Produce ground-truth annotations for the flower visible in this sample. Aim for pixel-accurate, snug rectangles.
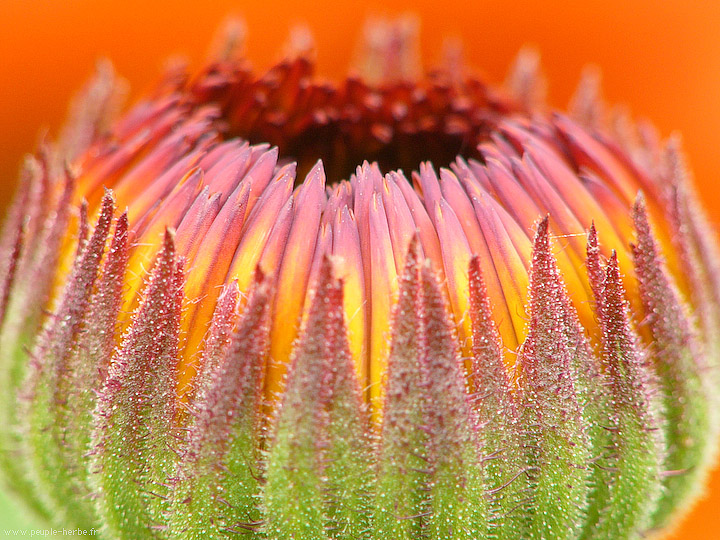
[1,18,719,540]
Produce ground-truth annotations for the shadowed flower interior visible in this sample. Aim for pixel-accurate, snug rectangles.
[0,19,719,540]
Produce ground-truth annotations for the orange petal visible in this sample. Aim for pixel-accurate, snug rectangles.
[268,161,327,397]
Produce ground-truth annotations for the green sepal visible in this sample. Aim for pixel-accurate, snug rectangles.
[664,141,720,390]
[264,257,374,540]
[468,256,525,540]
[515,218,590,540]
[0,164,75,522]
[168,276,269,539]
[24,193,115,529]
[583,243,663,539]
[64,210,129,500]
[566,224,613,539]
[90,229,183,539]
[375,240,490,540]
[631,196,714,528]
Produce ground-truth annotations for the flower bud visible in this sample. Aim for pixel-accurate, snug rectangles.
[1,18,718,540]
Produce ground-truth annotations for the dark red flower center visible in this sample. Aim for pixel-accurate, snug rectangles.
[186,57,521,182]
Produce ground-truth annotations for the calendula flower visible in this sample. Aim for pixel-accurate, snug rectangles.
[0,18,718,540]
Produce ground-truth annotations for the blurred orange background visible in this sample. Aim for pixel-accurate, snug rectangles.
[0,0,718,537]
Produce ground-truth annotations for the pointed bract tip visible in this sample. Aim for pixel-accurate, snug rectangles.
[283,24,316,60]
[569,65,604,129]
[317,253,337,285]
[117,210,129,228]
[206,17,247,61]
[355,15,422,84]
[631,192,653,253]
[633,191,647,214]
[586,223,605,307]
[469,254,481,275]
[252,265,267,287]
[101,187,116,203]
[506,46,546,110]
[533,215,551,246]
[406,233,421,262]
[587,221,600,260]
[605,249,622,284]
[98,190,115,214]
[163,227,177,248]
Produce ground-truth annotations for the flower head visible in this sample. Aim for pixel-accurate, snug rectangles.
[0,19,719,540]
